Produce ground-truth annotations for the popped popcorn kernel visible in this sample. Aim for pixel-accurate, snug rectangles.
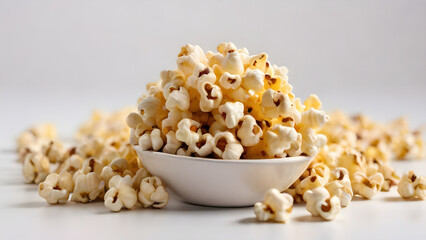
[254,189,293,223]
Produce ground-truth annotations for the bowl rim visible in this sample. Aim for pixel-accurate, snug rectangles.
[134,147,312,165]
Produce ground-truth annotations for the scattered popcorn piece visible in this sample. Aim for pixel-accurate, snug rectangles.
[17,123,56,151]
[23,152,50,184]
[304,187,341,221]
[397,170,425,200]
[101,158,133,188]
[296,175,327,196]
[254,189,293,223]
[352,172,384,199]
[138,176,169,208]
[104,175,138,212]
[71,172,105,203]
[325,168,353,207]
[38,173,70,204]
[219,72,242,90]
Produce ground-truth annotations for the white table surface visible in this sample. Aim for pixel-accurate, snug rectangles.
[1,149,425,240]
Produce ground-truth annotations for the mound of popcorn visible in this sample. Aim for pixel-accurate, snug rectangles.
[15,42,425,221]
[17,109,169,212]
[126,42,329,159]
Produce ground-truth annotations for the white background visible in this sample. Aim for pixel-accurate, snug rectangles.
[0,1,426,239]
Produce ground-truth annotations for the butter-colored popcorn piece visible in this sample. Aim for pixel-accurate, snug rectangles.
[211,131,244,159]
[352,171,384,199]
[303,94,322,110]
[237,115,263,147]
[325,168,353,207]
[222,50,244,76]
[126,112,143,129]
[218,102,245,129]
[160,69,186,99]
[283,180,303,203]
[132,167,151,190]
[247,53,268,72]
[296,175,327,196]
[101,158,133,188]
[76,137,105,158]
[301,161,331,183]
[138,94,163,127]
[177,44,208,77]
[176,118,202,146]
[242,68,264,92]
[209,121,228,136]
[254,189,293,223]
[192,133,214,157]
[176,147,192,156]
[397,170,425,200]
[272,65,289,79]
[38,173,70,204]
[71,172,104,203]
[264,125,299,157]
[300,108,330,129]
[300,128,327,157]
[338,148,367,176]
[303,187,341,221]
[41,140,65,164]
[261,89,291,119]
[138,128,164,151]
[285,133,302,157]
[104,175,138,212]
[187,63,216,88]
[23,152,50,184]
[138,176,169,208]
[198,81,223,112]
[17,123,57,151]
[161,109,192,135]
[57,154,84,176]
[163,131,182,154]
[80,158,104,175]
[378,164,399,191]
[165,87,190,112]
[219,72,242,90]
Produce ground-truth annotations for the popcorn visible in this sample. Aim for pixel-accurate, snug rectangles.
[218,102,244,129]
[254,189,293,223]
[303,94,322,110]
[132,167,151,190]
[138,176,169,208]
[165,87,190,112]
[23,152,50,184]
[101,158,133,188]
[300,108,330,129]
[139,128,164,151]
[163,131,182,154]
[261,89,291,119]
[198,82,223,112]
[237,115,263,147]
[38,173,70,204]
[351,172,384,199]
[41,140,65,164]
[378,164,399,191]
[221,46,245,75]
[211,132,244,159]
[17,123,56,151]
[177,44,208,77]
[242,68,264,92]
[71,172,104,203]
[176,118,202,146]
[304,187,341,221]
[219,72,242,90]
[264,125,299,157]
[138,94,163,127]
[325,168,353,207]
[104,175,138,212]
[300,128,327,157]
[296,175,327,196]
[397,170,426,200]
[192,133,214,157]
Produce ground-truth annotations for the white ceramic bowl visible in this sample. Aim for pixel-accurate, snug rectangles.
[133,146,312,207]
